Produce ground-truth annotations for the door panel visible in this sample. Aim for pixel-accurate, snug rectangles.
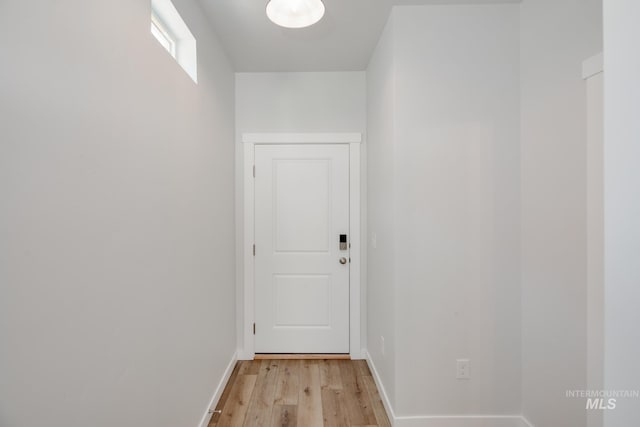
[254,144,349,353]
[273,275,331,327]
[274,160,330,252]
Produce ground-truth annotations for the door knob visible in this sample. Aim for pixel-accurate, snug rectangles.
[339,257,347,265]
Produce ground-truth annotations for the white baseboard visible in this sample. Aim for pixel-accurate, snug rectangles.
[197,351,238,427]
[364,350,531,427]
[364,350,398,425]
[350,348,367,360]
[236,349,253,361]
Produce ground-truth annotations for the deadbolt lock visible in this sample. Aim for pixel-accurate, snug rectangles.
[339,234,348,251]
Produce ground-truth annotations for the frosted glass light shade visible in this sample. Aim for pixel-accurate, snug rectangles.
[266,0,325,29]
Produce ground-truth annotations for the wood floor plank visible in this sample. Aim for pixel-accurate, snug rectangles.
[216,374,258,427]
[319,359,343,390]
[338,360,377,425]
[274,359,299,405]
[321,388,350,427]
[297,360,323,427]
[243,360,280,427]
[238,360,261,376]
[213,359,391,427]
[353,360,372,377]
[362,375,391,427]
[209,362,242,426]
[270,404,297,427]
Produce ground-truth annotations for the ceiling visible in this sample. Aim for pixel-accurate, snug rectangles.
[198,0,521,72]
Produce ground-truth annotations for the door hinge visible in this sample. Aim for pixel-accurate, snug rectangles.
[253,165,255,178]
[253,244,256,256]
[253,323,256,335]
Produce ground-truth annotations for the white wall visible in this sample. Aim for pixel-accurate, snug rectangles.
[603,1,640,426]
[235,72,366,133]
[586,66,604,427]
[234,72,367,358]
[394,4,522,417]
[0,1,236,427]
[366,13,398,408]
[367,4,522,421]
[520,0,602,425]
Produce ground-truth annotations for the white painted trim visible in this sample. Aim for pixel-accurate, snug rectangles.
[196,352,237,427]
[240,143,255,360]
[582,52,604,79]
[242,132,362,144]
[366,350,532,427]
[365,350,397,426]
[349,142,363,359]
[240,137,362,359]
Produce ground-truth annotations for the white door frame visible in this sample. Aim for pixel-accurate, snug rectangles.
[240,132,362,360]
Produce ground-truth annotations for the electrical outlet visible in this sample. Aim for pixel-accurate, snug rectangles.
[456,359,470,379]
[380,335,385,358]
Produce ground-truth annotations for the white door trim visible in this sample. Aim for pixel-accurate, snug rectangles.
[240,133,362,360]
[242,132,362,144]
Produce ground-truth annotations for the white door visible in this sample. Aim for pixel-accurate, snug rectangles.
[254,144,350,353]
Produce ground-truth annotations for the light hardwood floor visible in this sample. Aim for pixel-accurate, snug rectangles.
[208,359,391,427]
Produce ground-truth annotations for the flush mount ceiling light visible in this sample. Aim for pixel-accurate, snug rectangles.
[266,0,325,29]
